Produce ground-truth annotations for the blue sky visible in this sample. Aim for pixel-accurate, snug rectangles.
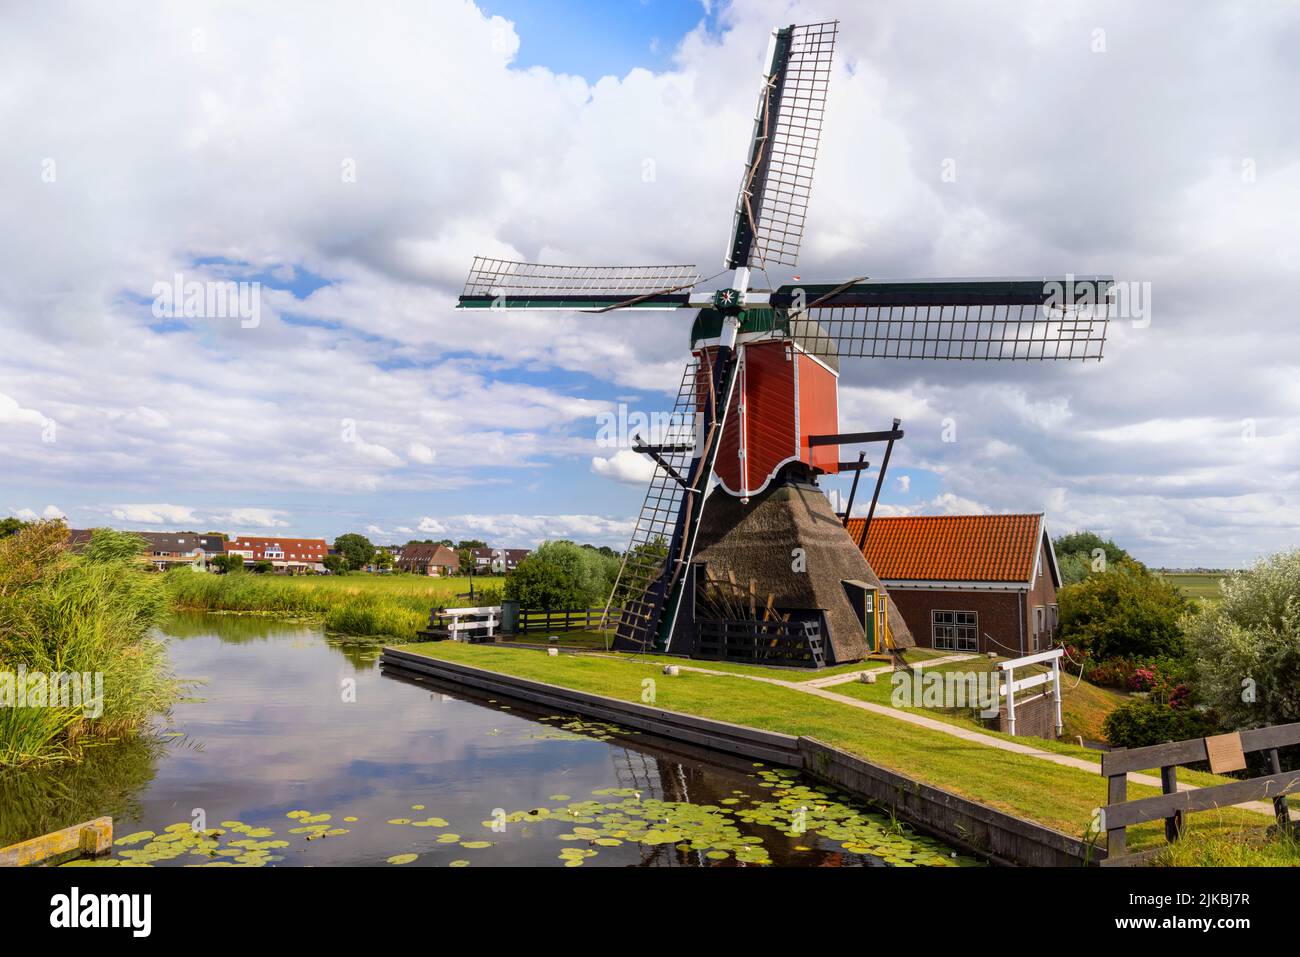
[3,1,1299,565]
[481,0,712,78]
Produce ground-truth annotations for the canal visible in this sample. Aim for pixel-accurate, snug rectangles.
[0,614,979,867]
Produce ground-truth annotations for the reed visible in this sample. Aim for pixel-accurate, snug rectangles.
[0,522,178,769]
[165,570,503,641]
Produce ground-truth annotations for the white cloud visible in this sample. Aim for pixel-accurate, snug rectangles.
[110,503,201,525]
[407,442,436,465]
[590,449,656,485]
[895,475,911,493]
[41,505,65,519]
[415,513,635,548]
[210,508,290,529]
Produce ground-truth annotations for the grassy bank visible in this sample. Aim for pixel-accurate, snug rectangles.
[0,523,178,769]
[165,572,502,642]
[392,640,1285,859]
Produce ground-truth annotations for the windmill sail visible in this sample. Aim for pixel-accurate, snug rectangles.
[727,20,838,271]
[458,257,703,311]
[773,275,1113,360]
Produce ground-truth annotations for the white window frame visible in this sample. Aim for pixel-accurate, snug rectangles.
[932,609,978,652]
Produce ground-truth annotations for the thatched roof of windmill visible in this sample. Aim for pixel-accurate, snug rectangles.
[692,477,914,663]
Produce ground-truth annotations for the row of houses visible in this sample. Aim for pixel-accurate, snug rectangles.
[395,544,531,577]
[68,530,336,574]
[66,529,534,577]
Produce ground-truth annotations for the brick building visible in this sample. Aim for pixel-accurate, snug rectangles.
[398,543,459,576]
[846,513,1061,657]
[225,535,329,573]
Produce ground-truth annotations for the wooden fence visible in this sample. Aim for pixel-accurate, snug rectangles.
[515,608,608,634]
[1099,720,1300,864]
[695,617,826,668]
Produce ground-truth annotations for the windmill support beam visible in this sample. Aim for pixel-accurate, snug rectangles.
[840,451,867,528]
[633,442,692,490]
[858,418,901,550]
[808,428,905,447]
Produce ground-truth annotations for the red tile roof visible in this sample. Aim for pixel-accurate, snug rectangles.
[845,514,1045,583]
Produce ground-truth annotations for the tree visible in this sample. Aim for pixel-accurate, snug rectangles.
[0,517,26,538]
[1185,550,1300,731]
[252,560,274,574]
[210,553,245,574]
[504,540,614,609]
[333,533,375,571]
[372,549,395,572]
[1058,559,1188,660]
[1054,530,1134,585]
[322,554,348,575]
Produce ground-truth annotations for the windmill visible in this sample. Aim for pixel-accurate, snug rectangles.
[457,21,1111,667]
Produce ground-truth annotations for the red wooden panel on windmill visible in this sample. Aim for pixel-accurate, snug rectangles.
[797,352,839,474]
[700,342,799,494]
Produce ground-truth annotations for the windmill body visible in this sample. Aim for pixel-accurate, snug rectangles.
[457,21,1112,668]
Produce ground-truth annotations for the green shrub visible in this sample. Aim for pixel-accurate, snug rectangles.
[1102,700,1215,749]
[1185,549,1300,731]
[1059,559,1188,660]
[504,541,618,610]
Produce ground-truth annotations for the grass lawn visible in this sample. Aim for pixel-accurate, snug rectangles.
[1158,572,1227,601]
[392,640,1281,855]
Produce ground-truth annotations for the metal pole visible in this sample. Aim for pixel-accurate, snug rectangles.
[859,418,900,549]
[841,451,866,526]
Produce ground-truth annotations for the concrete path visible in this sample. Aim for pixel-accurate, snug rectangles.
[626,655,1290,821]
[801,653,976,688]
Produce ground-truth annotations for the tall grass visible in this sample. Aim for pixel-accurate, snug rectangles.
[164,570,502,642]
[0,522,178,769]
[1155,813,1300,866]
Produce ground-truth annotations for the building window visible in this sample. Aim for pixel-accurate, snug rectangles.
[932,610,978,652]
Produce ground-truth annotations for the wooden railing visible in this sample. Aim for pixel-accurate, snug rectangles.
[695,617,826,668]
[1099,721,1300,864]
[516,608,609,634]
[418,605,500,642]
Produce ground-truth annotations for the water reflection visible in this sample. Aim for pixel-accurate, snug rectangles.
[1,613,975,867]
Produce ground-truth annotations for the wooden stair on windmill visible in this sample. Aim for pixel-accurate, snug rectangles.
[607,357,705,650]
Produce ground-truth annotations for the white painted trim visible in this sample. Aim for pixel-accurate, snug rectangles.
[793,344,839,378]
[881,579,1031,592]
[712,453,802,498]
[791,341,801,462]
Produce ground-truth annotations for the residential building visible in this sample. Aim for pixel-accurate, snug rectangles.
[470,546,530,573]
[65,528,213,570]
[398,543,460,576]
[225,535,329,574]
[845,513,1061,657]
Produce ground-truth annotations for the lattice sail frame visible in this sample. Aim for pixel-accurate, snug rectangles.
[788,301,1110,361]
[462,257,701,298]
[729,20,838,270]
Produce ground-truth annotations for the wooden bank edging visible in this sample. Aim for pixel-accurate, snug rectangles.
[380,646,1102,867]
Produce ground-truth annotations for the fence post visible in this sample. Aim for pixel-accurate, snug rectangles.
[1267,748,1292,828]
[1160,765,1183,842]
[1051,655,1063,737]
[1106,769,1128,857]
[1004,664,1017,736]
